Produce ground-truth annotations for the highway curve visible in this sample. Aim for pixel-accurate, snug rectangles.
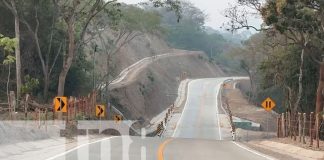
[47,78,274,160]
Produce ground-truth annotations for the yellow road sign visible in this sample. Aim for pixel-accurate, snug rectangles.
[261,97,276,111]
[96,105,105,117]
[54,97,67,112]
[114,115,122,123]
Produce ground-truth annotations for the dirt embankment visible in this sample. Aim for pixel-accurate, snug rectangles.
[109,51,224,123]
[98,33,224,123]
[224,80,278,131]
[93,32,171,77]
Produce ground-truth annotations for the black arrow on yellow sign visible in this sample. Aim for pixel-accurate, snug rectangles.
[96,105,105,117]
[54,97,67,112]
[57,98,65,111]
[114,115,122,123]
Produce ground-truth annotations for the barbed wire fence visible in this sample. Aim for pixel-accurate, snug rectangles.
[277,112,323,149]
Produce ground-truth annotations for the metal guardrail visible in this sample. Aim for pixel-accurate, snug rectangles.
[156,104,175,137]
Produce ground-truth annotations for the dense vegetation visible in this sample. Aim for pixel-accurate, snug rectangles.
[225,0,324,114]
[0,0,181,103]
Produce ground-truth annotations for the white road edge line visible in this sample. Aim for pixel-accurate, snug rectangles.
[232,141,277,160]
[45,136,117,160]
[215,83,222,140]
[172,80,194,137]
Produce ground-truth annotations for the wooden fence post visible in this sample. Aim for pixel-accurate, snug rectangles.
[53,107,55,121]
[73,97,76,120]
[24,94,29,120]
[282,113,285,137]
[45,108,48,132]
[303,113,306,144]
[286,112,289,137]
[315,114,320,149]
[298,113,302,142]
[288,112,292,138]
[37,108,41,128]
[277,117,281,138]
[293,113,296,141]
[309,112,314,147]
[9,91,16,120]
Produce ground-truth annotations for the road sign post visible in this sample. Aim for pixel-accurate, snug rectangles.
[261,97,276,138]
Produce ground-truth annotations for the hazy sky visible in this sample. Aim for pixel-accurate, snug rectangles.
[118,0,262,30]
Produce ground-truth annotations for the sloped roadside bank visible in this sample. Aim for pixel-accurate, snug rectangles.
[108,50,224,126]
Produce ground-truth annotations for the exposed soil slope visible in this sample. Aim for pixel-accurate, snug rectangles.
[108,48,224,123]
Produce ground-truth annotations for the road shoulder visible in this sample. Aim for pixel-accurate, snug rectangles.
[244,140,324,160]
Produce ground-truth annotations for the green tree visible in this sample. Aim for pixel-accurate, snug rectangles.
[53,0,181,96]
[0,34,16,110]
[225,0,324,113]
[91,5,164,95]
[20,0,64,100]
[1,0,22,99]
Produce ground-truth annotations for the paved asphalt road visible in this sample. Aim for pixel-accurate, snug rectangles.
[172,78,231,140]
[48,78,273,160]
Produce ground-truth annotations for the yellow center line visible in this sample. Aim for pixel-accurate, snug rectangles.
[157,138,174,160]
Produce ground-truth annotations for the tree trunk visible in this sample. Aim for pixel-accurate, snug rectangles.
[57,70,68,96]
[43,72,50,100]
[105,54,111,95]
[315,63,324,114]
[294,47,305,112]
[248,72,254,101]
[11,0,22,99]
[57,19,75,96]
[7,64,11,113]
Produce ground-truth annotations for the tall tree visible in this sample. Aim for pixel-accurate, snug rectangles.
[92,5,163,95]
[2,0,22,99]
[53,0,119,96]
[21,0,62,100]
[0,34,16,111]
[53,0,181,96]
[225,0,322,113]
